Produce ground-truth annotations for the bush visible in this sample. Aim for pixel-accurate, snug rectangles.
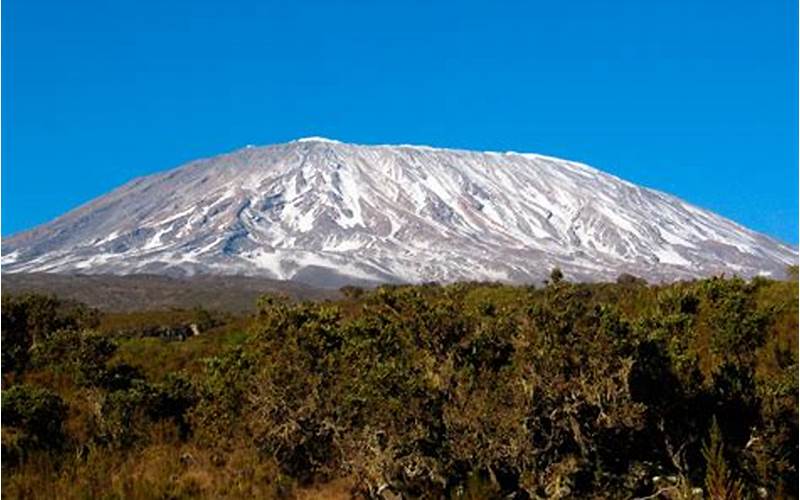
[30,329,118,387]
[617,273,647,286]
[100,374,197,448]
[1,278,796,498]
[702,417,744,499]
[2,385,68,463]
[2,293,99,374]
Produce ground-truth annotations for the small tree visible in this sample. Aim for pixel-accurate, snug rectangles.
[340,285,364,300]
[256,292,291,314]
[616,273,647,286]
[549,267,564,285]
[192,305,218,332]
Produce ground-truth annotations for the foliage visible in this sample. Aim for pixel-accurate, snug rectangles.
[786,264,798,282]
[702,417,744,500]
[30,328,120,387]
[617,272,647,286]
[2,385,68,464]
[100,374,197,448]
[1,277,797,498]
[1,293,98,374]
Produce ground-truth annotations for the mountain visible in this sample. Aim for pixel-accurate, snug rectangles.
[2,137,795,287]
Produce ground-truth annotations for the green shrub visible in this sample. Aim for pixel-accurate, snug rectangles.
[99,374,197,448]
[30,329,118,387]
[2,293,99,374]
[702,417,744,499]
[2,385,68,463]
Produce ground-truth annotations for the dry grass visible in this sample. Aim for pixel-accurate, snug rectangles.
[4,446,275,499]
[3,422,357,500]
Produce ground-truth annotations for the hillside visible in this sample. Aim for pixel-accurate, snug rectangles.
[0,273,338,312]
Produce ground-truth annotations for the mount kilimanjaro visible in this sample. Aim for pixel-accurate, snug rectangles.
[2,137,795,287]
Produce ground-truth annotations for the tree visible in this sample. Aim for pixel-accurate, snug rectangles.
[549,267,564,285]
[340,285,364,300]
[192,305,218,332]
[616,273,647,286]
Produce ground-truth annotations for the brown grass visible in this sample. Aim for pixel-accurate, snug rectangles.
[3,419,358,500]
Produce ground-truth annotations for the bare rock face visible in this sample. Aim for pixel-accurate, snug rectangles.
[2,137,796,286]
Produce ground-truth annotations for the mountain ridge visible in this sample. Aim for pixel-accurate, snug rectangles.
[3,138,795,286]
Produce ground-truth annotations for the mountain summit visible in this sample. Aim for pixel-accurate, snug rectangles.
[3,138,795,286]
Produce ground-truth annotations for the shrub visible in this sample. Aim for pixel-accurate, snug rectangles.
[702,417,744,499]
[100,375,197,448]
[617,273,647,286]
[2,385,68,463]
[1,278,796,498]
[2,293,99,374]
[30,329,118,387]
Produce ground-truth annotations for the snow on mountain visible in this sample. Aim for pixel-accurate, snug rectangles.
[2,138,796,287]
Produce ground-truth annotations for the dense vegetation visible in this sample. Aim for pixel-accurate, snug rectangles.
[1,274,797,499]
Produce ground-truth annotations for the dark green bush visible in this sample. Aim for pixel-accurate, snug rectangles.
[100,374,197,448]
[2,385,68,463]
[2,293,99,374]
[30,329,118,387]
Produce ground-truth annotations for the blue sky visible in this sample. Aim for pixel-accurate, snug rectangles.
[3,0,797,242]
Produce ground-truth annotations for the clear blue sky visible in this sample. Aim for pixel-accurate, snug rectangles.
[3,0,797,243]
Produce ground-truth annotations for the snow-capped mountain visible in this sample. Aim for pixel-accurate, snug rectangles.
[2,138,796,286]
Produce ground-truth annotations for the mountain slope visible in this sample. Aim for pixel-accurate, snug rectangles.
[3,138,795,286]
[1,273,337,312]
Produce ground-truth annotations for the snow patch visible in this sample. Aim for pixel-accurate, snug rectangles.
[295,136,342,144]
[654,248,691,267]
[1,250,20,265]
